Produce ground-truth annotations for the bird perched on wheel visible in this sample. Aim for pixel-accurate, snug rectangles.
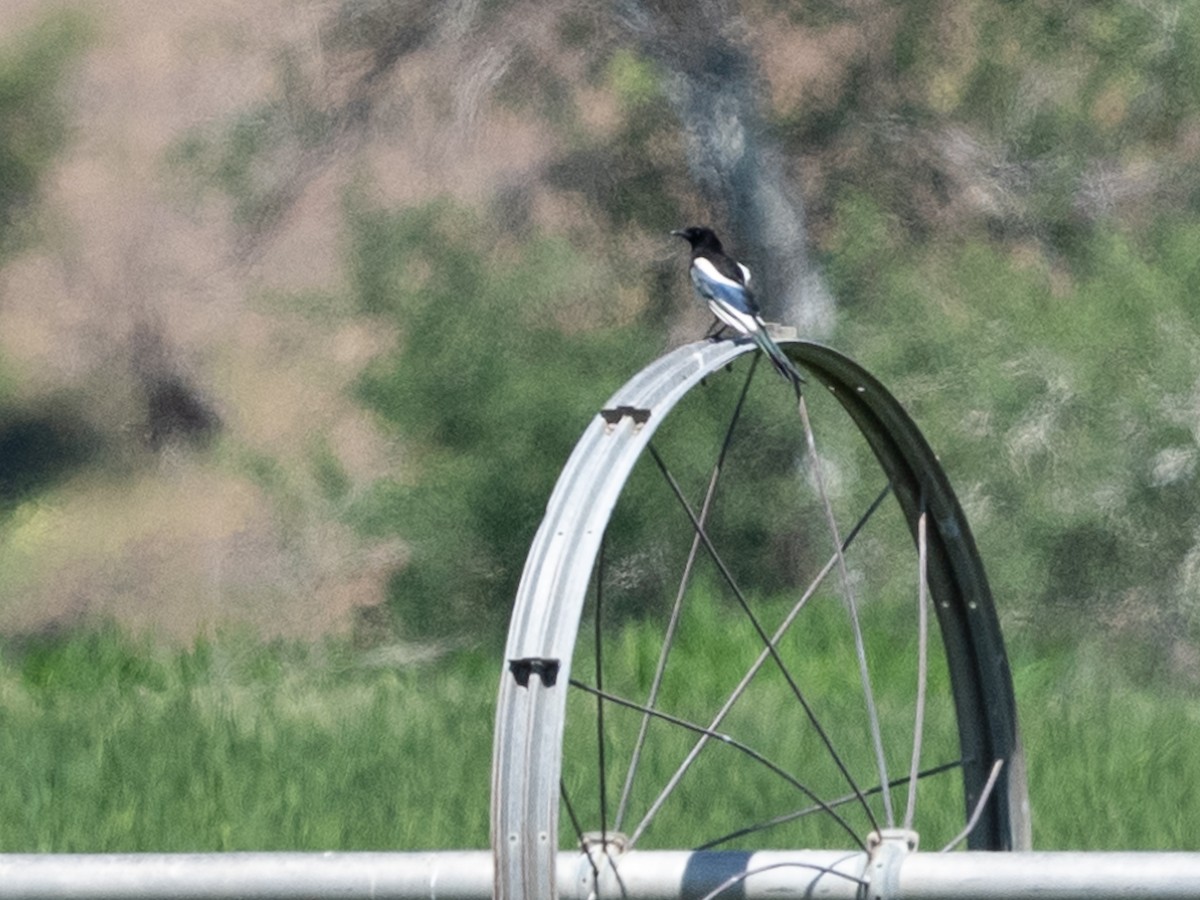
[672,225,804,396]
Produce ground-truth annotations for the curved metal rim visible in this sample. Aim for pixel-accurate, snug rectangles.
[491,338,1029,900]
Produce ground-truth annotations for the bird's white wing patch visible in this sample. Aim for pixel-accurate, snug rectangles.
[693,256,743,289]
[707,298,762,336]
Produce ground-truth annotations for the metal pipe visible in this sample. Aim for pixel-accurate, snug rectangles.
[0,851,1198,899]
[578,849,868,900]
[898,852,1200,900]
[0,852,494,900]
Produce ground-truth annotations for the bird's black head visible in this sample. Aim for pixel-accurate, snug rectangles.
[671,226,724,253]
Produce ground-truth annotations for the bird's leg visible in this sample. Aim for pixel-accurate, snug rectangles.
[704,317,730,341]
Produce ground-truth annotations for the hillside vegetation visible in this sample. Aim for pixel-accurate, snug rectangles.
[2,2,1198,658]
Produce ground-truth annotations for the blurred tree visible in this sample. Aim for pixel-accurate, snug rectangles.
[615,0,833,332]
[832,196,1200,663]
[0,10,90,255]
[345,198,659,638]
[164,0,1200,664]
[0,12,95,515]
[780,1,1200,260]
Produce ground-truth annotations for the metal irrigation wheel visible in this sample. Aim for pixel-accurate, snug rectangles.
[492,336,1031,899]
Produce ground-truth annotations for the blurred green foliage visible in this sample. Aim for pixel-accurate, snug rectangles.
[0,12,95,513]
[772,0,1200,660]
[0,628,494,851]
[168,49,337,240]
[0,10,90,253]
[784,1,1200,252]
[344,197,663,638]
[1,620,1197,851]
[607,49,664,112]
[829,192,1200,655]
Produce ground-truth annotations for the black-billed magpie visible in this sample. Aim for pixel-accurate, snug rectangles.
[672,226,804,394]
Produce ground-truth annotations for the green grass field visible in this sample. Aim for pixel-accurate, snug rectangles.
[0,616,1195,853]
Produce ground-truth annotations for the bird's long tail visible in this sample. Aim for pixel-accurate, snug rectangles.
[753,329,805,397]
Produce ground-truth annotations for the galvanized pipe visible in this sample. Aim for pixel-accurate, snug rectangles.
[0,851,1198,899]
[896,852,1200,900]
[0,852,493,900]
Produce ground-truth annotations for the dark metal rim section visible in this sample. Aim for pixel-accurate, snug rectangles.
[780,340,1031,851]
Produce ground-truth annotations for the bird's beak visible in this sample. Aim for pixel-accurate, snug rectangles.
[670,229,686,238]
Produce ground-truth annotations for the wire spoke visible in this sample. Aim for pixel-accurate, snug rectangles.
[904,498,931,831]
[695,759,963,851]
[570,678,867,851]
[696,861,868,900]
[615,356,760,831]
[593,535,609,846]
[941,759,1005,852]
[628,454,889,845]
[560,781,601,885]
[796,392,894,826]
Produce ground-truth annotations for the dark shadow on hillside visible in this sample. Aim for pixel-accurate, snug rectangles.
[0,405,104,514]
